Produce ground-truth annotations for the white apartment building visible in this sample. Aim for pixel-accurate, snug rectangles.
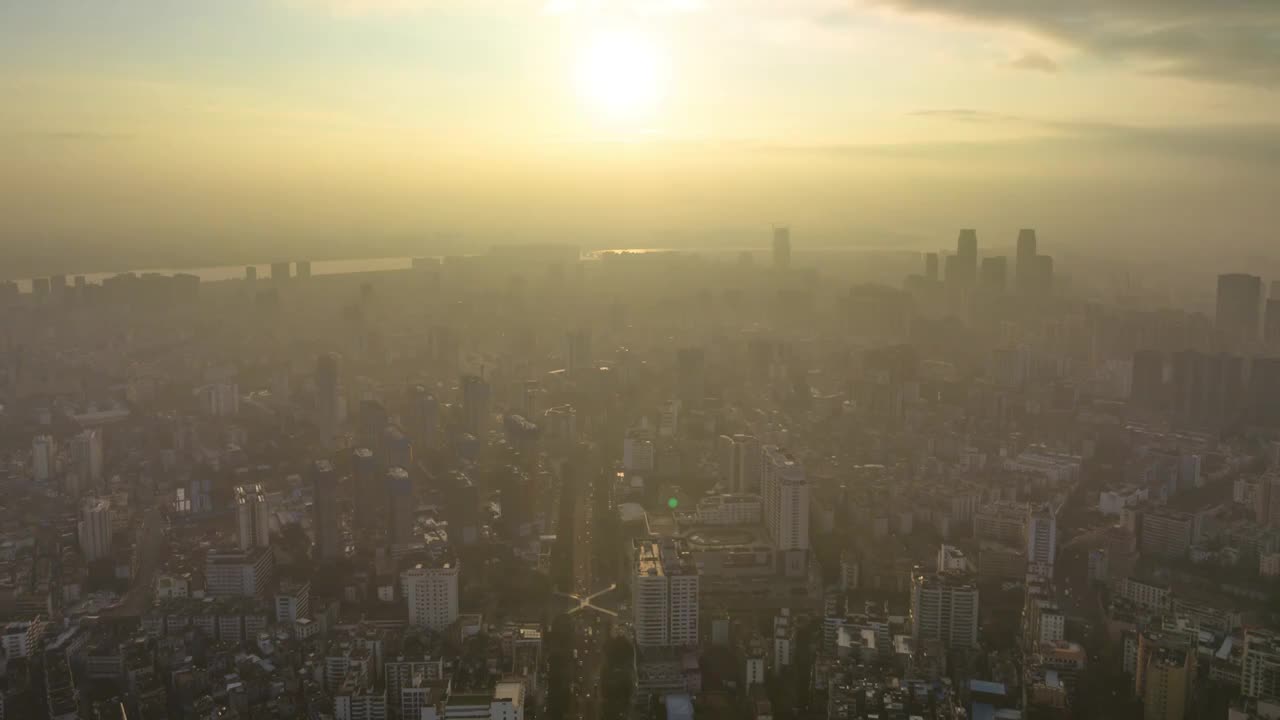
[761,446,809,552]
[403,561,460,632]
[633,540,699,648]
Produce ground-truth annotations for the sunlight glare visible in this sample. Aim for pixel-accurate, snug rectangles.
[574,29,665,123]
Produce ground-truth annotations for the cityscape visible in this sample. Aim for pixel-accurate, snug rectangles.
[4,2,1280,720]
[0,230,1278,720]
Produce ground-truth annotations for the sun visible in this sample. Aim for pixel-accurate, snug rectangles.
[574,29,665,123]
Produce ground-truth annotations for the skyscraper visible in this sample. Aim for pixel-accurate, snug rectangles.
[761,446,809,552]
[405,384,439,451]
[71,428,103,491]
[316,353,342,447]
[295,260,312,279]
[461,374,491,437]
[910,569,979,650]
[718,434,760,494]
[632,540,699,648]
[1030,254,1054,294]
[1250,357,1280,426]
[1266,296,1280,346]
[979,256,1007,293]
[352,447,380,537]
[386,467,415,547]
[1264,280,1280,347]
[235,484,272,550]
[1215,273,1262,346]
[924,252,939,282]
[1170,351,1244,428]
[1016,228,1037,293]
[403,560,460,631]
[359,399,389,453]
[381,425,413,470]
[78,497,113,562]
[772,226,791,270]
[32,435,55,483]
[951,229,978,287]
[312,460,341,562]
[564,329,592,376]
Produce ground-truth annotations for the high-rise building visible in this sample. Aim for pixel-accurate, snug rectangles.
[316,353,342,447]
[1169,350,1245,428]
[980,256,1007,293]
[948,229,978,288]
[352,448,379,536]
[1266,299,1280,346]
[564,329,592,376]
[1139,508,1194,559]
[235,484,271,550]
[205,547,274,597]
[245,266,257,282]
[1242,628,1280,699]
[295,260,312,279]
[1016,228,1037,293]
[405,384,439,451]
[1031,254,1054,293]
[910,569,979,650]
[381,425,413,469]
[386,467,415,547]
[32,434,56,482]
[924,253,939,282]
[402,560,460,631]
[358,399,388,452]
[271,261,291,282]
[1141,646,1191,720]
[761,446,809,552]
[717,434,760,494]
[632,540,699,648]
[1267,281,1280,346]
[71,428,103,492]
[199,383,240,417]
[312,460,341,562]
[78,497,113,561]
[1025,504,1057,571]
[1134,631,1195,720]
[275,579,311,624]
[1215,273,1262,346]
[773,226,791,270]
[1251,358,1280,426]
[461,374,491,437]
[1131,350,1167,410]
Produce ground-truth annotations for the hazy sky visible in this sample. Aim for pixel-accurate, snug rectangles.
[3,0,1280,265]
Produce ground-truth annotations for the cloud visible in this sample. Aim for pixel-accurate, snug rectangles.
[904,109,1280,164]
[286,0,699,16]
[1007,50,1058,73]
[907,109,1016,122]
[865,0,1280,87]
[8,131,134,142]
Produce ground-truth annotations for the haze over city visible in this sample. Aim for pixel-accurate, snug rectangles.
[3,4,1280,720]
